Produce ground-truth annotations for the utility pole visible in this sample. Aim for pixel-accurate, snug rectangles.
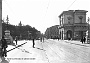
[0,0,2,57]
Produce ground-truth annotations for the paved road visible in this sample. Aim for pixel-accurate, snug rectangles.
[45,39,90,63]
[4,40,90,63]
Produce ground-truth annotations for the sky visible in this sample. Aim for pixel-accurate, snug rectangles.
[2,0,90,34]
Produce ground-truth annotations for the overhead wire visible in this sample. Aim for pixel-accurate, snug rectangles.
[43,0,51,33]
[66,0,77,10]
[45,0,50,17]
[3,0,20,25]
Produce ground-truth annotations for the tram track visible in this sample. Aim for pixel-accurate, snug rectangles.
[45,40,90,62]
[41,40,64,62]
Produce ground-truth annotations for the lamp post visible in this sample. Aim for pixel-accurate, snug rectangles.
[6,15,9,30]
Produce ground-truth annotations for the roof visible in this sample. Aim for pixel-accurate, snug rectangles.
[58,10,88,17]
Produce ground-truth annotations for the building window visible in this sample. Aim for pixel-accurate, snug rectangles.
[67,16,72,24]
[67,16,72,20]
[78,16,83,23]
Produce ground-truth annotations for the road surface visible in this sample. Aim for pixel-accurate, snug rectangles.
[3,39,90,63]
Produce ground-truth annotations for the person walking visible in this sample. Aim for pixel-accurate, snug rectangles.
[40,37,42,42]
[83,37,86,44]
[15,36,17,45]
[81,37,83,44]
[32,38,35,48]
[1,36,7,57]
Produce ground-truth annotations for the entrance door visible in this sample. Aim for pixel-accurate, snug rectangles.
[66,30,72,40]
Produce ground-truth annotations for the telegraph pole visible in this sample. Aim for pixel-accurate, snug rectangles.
[0,0,2,57]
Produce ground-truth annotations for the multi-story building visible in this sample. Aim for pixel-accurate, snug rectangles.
[45,25,59,39]
[45,28,51,39]
[58,10,88,40]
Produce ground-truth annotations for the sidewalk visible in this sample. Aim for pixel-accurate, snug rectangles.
[4,40,48,63]
[48,39,90,47]
[63,40,90,47]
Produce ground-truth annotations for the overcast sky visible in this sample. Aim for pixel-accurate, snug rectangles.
[2,0,90,33]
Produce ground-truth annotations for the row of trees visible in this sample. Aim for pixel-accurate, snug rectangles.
[2,21,41,40]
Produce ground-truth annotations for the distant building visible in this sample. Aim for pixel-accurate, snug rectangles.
[58,10,88,40]
[45,28,50,39]
[45,25,59,39]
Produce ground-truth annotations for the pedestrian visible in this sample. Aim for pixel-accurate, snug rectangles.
[1,36,7,57]
[81,37,83,44]
[83,37,86,44]
[40,37,42,42]
[15,36,17,45]
[32,38,35,48]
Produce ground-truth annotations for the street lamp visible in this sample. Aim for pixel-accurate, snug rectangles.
[6,15,9,30]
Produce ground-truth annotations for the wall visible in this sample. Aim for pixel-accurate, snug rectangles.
[74,12,86,23]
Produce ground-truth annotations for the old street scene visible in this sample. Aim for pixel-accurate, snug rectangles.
[0,0,90,63]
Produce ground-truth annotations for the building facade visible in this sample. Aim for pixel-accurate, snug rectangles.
[58,10,88,40]
[45,25,59,39]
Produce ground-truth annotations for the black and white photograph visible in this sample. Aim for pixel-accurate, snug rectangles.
[0,0,90,63]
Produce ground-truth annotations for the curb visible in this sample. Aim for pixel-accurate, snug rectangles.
[64,40,90,47]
